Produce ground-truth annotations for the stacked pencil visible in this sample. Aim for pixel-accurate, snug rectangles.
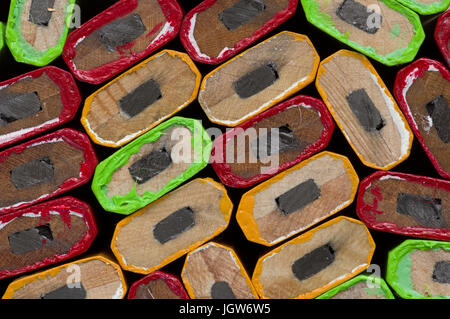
[0,0,448,301]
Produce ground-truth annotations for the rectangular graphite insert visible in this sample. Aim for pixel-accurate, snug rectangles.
[0,91,42,126]
[291,243,336,281]
[250,124,300,160]
[41,283,87,299]
[8,224,54,255]
[336,0,382,34]
[119,79,162,118]
[29,0,56,26]
[219,0,266,31]
[432,261,450,284]
[233,62,279,99]
[396,193,445,228]
[10,157,55,189]
[211,281,237,299]
[425,95,450,144]
[153,206,195,244]
[275,178,321,216]
[96,13,147,52]
[128,147,173,185]
[346,88,385,132]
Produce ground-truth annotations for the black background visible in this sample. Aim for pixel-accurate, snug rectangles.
[0,0,447,300]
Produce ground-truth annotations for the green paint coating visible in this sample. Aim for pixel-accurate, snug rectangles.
[300,0,425,66]
[390,24,401,38]
[91,117,212,215]
[386,239,450,299]
[0,23,4,52]
[316,274,395,299]
[6,0,76,66]
[395,0,450,15]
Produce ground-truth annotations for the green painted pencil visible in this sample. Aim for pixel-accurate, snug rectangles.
[6,0,76,66]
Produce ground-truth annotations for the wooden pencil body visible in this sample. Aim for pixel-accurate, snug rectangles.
[316,50,413,170]
[394,58,450,179]
[111,178,232,274]
[180,0,299,64]
[82,50,201,147]
[63,0,183,84]
[2,256,126,299]
[0,197,97,280]
[212,95,334,188]
[182,242,258,299]
[0,129,97,215]
[252,216,375,299]
[301,0,424,65]
[6,0,76,66]
[0,66,80,149]
[237,151,359,246]
[357,171,450,240]
[198,31,319,126]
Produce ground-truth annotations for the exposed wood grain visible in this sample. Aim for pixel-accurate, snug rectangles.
[182,242,258,299]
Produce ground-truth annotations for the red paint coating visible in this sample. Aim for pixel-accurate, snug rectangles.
[393,58,450,179]
[0,128,98,215]
[179,0,299,64]
[211,95,335,188]
[0,196,98,280]
[0,66,81,149]
[128,271,189,299]
[62,0,183,84]
[367,185,384,215]
[435,10,450,67]
[356,170,450,241]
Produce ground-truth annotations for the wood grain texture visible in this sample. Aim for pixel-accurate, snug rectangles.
[316,50,413,170]
[106,125,194,198]
[405,70,449,169]
[409,249,450,297]
[252,216,375,299]
[20,0,71,51]
[357,171,450,240]
[226,106,324,178]
[0,213,86,275]
[394,58,450,179]
[198,31,319,126]
[82,50,200,147]
[0,72,61,138]
[308,0,414,56]
[0,141,84,209]
[0,197,97,280]
[237,151,359,246]
[2,256,126,299]
[134,279,180,299]
[111,178,232,274]
[182,242,258,299]
[387,240,450,298]
[186,0,291,59]
[363,177,449,228]
[72,0,167,71]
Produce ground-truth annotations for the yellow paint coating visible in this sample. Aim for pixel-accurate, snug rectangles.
[251,216,376,299]
[81,49,202,147]
[199,31,320,127]
[315,50,413,170]
[110,178,233,275]
[236,151,360,246]
[181,242,259,299]
[2,255,127,299]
